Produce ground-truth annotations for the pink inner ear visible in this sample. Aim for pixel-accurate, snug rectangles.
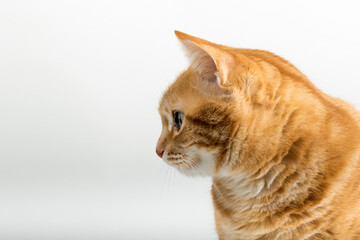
[180,39,218,82]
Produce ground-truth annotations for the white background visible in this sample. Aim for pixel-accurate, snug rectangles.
[0,1,359,239]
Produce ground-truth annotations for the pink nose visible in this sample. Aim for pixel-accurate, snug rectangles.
[156,147,164,158]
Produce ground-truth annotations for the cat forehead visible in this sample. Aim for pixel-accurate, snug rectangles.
[158,89,184,119]
[158,67,227,120]
[159,74,196,112]
[159,89,206,117]
[158,99,183,116]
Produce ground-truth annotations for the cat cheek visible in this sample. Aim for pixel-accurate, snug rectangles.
[187,146,217,176]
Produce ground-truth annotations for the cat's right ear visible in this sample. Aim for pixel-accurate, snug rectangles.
[174,31,235,88]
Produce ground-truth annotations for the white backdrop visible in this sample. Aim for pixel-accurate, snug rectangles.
[0,1,359,239]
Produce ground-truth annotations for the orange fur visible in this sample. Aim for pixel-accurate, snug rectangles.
[156,31,360,239]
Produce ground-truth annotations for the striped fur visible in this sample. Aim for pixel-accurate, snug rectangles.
[156,31,360,239]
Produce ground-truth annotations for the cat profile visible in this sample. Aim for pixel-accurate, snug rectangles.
[156,31,360,239]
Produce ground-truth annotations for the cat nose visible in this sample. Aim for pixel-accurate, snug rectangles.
[156,147,164,158]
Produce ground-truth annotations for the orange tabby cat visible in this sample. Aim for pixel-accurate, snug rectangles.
[156,31,360,239]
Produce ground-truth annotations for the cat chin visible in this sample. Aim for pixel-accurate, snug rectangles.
[174,158,216,177]
[176,166,210,177]
[162,147,218,176]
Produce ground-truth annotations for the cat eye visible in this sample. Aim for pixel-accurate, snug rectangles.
[173,111,184,129]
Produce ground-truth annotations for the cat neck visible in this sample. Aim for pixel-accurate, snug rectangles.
[210,99,355,238]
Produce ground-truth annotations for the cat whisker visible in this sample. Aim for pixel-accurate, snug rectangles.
[168,159,185,164]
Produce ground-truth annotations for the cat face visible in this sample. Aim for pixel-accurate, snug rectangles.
[156,31,266,177]
[157,69,237,176]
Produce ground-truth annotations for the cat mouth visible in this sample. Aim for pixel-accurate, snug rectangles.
[167,159,193,169]
[166,156,198,169]
[165,154,208,176]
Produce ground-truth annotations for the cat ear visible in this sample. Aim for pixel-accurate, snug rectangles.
[174,30,235,87]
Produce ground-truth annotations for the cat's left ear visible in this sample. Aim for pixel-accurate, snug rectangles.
[174,31,235,87]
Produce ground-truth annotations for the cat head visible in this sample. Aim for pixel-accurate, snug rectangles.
[156,31,275,177]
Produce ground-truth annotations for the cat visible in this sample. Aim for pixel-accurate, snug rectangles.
[156,31,360,240]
